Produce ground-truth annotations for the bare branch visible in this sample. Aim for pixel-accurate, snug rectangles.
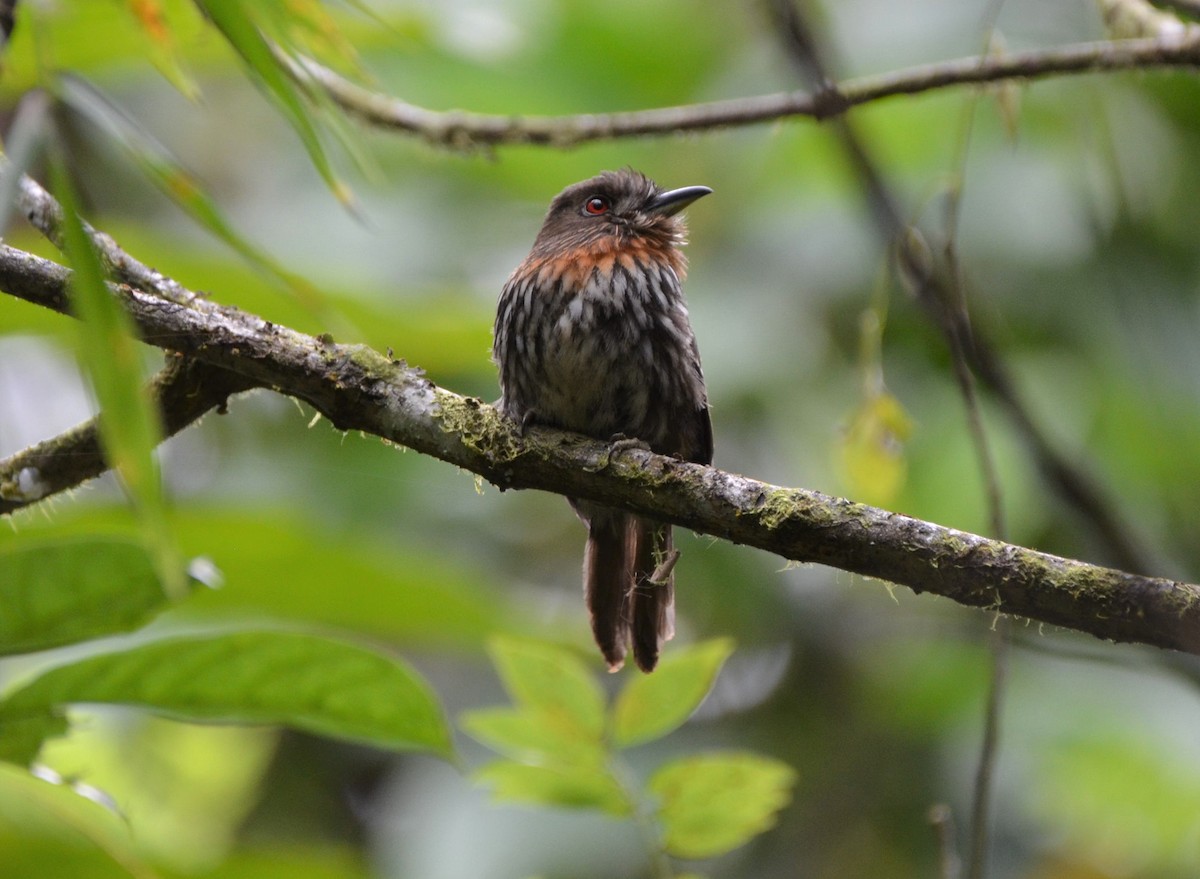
[286,34,1200,148]
[2,244,1198,657]
[2,155,195,304]
[0,356,254,514]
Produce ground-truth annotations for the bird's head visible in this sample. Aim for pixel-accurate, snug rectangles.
[529,168,711,260]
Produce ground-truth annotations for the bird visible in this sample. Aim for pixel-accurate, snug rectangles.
[493,168,713,672]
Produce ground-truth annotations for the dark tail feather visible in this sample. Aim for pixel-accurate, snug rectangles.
[631,520,676,673]
[584,511,634,671]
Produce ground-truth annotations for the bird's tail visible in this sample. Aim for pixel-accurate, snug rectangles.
[631,520,675,673]
[584,511,676,673]
[584,510,634,671]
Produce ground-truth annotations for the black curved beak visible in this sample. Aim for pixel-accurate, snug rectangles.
[645,185,713,217]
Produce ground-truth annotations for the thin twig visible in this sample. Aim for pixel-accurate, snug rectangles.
[0,0,16,45]
[766,6,1019,876]
[929,804,963,879]
[941,9,1014,878]
[285,33,1200,148]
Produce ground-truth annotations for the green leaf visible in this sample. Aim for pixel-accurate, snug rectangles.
[0,761,154,878]
[197,0,349,203]
[837,389,913,508]
[0,630,452,758]
[56,77,330,318]
[38,716,276,868]
[0,537,176,656]
[487,637,606,742]
[649,752,797,859]
[0,713,68,766]
[612,638,734,747]
[460,707,605,767]
[48,146,182,598]
[122,0,200,99]
[474,760,631,816]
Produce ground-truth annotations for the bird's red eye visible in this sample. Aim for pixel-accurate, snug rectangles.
[584,196,610,215]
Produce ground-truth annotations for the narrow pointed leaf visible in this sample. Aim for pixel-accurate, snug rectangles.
[57,76,326,314]
[0,537,176,656]
[612,638,734,747]
[48,148,181,597]
[124,0,200,99]
[474,760,630,815]
[649,752,797,859]
[487,637,606,741]
[198,0,347,201]
[0,631,452,757]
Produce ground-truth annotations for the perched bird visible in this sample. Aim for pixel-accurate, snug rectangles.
[493,169,713,672]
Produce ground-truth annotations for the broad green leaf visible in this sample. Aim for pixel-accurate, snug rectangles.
[0,537,175,656]
[474,760,630,816]
[0,507,516,649]
[649,752,797,859]
[487,637,606,741]
[39,716,276,869]
[0,631,452,757]
[0,712,68,765]
[612,638,734,747]
[0,761,155,879]
[172,846,374,879]
[197,0,349,203]
[460,707,604,767]
[48,147,183,598]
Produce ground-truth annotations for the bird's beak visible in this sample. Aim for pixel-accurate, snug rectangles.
[645,185,712,217]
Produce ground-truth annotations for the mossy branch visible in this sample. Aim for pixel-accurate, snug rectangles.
[1,243,1198,656]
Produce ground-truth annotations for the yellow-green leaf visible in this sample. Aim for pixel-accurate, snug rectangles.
[460,706,605,767]
[649,752,797,859]
[487,637,606,742]
[0,761,153,876]
[837,390,913,507]
[474,760,630,816]
[612,638,734,747]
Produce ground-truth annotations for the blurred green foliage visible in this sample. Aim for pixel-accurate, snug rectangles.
[2,1,1200,878]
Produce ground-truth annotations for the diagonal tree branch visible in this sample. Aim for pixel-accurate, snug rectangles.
[2,243,1199,656]
[285,33,1200,148]
[0,356,254,513]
